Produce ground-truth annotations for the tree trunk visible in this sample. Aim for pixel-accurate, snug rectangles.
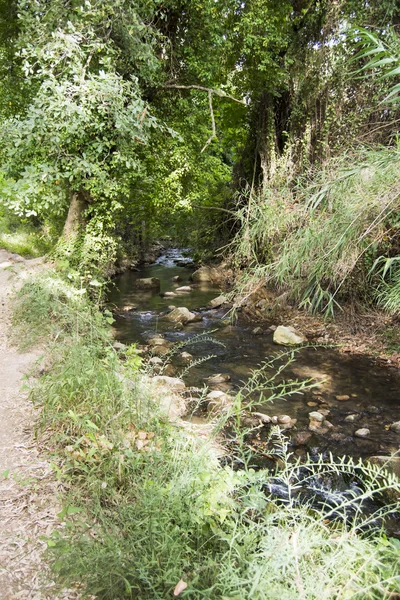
[62,191,88,240]
[258,91,291,188]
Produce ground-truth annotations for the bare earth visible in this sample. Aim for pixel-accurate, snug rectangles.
[0,250,78,600]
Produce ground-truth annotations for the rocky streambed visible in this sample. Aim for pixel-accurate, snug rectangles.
[108,249,400,470]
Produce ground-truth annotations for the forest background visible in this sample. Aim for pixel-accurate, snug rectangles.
[1,0,400,314]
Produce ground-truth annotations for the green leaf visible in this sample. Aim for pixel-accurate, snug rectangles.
[57,505,82,519]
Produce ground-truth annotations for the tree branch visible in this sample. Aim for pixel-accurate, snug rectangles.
[201,90,217,152]
[164,83,246,105]
[164,84,245,152]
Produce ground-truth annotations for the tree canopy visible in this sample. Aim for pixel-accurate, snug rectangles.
[1,0,400,279]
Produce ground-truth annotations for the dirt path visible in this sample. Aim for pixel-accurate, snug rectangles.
[0,250,77,599]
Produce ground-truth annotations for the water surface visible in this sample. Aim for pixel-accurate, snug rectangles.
[108,249,400,459]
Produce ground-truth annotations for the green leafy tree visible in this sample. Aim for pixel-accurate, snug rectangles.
[0,0,162,240]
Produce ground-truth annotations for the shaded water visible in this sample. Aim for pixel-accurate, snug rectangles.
[108,249,400,460]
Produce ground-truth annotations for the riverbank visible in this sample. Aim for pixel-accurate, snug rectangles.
[9,264,400,597]
[226,267,400,366]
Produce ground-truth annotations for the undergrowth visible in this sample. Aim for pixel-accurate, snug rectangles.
[0,204,55,257]
[232,144,400,316]
[13,270,400,599]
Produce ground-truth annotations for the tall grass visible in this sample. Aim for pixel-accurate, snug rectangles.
[232,145,400,315]
[13,271,400,599]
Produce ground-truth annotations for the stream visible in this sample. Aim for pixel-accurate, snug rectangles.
[108,249,400,462]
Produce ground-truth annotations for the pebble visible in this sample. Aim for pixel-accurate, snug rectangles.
[366,406,380,415]
[252,412,271,424]
[280,418,297,430]
[390,421,400,434]
[293,431,312,445]
[163,364,176,377]
[207,373,231,384]
[209,295,227,309]
[149,357,163,365]
[112,341,126,350]
[271,416,278,424]
[206,390,232,414]
[152,345,170,357]
[148,337,166,347]
[277,415,291,424]
[309,411,325,422]
[355,428,370,438]
[344,414,359,423]
[252,327,263,335]
[309,422,328,433]
[318,408,330,417]
[307,401,318,407]
[206,390,227,401]
[335,394,350,402]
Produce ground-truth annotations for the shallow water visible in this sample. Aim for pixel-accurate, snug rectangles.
[108,249,400,460]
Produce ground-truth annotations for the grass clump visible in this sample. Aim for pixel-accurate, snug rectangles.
[0,204,55,257]
[13,270,400,599]
[0,230,52,257]
[232,144,400,316]
[12,272,112,348]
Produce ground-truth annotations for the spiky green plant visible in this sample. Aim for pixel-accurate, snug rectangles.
[12,270,400,599]
[232,145,400,315]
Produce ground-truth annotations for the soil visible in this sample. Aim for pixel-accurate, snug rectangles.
[0,249,79,600]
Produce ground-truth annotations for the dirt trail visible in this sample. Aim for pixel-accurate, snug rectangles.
[0,250,77,599]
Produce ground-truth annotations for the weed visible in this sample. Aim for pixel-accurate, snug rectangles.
[13,270,400,599]
[380,324,400,353]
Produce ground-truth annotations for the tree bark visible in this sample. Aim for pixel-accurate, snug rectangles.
[62,191,88,241]
[258,91,291,187]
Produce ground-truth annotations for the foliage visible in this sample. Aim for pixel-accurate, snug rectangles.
[12,271,113,347]
[0,180,56,256]
[353,28,400,106]
[0,229,51,257]
[0,0,250,264]
[0,5,160,220]
[232,145,400,315]
[12,270,400,598]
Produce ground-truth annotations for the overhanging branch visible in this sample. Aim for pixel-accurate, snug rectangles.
[164,83,246,105]
[164,83,246,152]
[201,90,216,153]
